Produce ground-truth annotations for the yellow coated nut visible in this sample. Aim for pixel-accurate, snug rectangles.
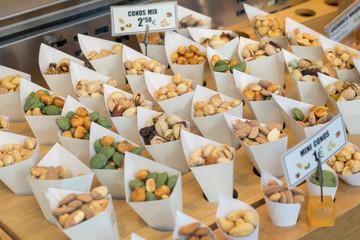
[75,107,88,118]
[135,169,149,180]
[101,136,114,147]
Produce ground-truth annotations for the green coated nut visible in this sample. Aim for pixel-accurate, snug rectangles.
[66,111,75,119]
[112,152,124,167]
[230,62,246,73]
[167,175,178,191]
[288,59,299,70]
[155,172,168,188]
[214,60,227,67]
[56,117,71,131]
[98,146,116,159]
[24,97,41,112]
[25,92,35,102]
[104,164,116,169]
[131,147,142,156]
[146,192,157,201]
[129,179,145,190]
[83,133,90,140]
[30,102,45,111]
[44,105,62,115]
[293,108,304,121]
[97,117,112,129]
[213,64,229,73]
[89,112,100,121]
[112,142,120,150]
[90,153,108,169]
[44,90,50,96]
[147,172,158,181]
[94,139,103,153]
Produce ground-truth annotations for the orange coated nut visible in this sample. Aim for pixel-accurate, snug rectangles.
[184,50,194,59]
[189,45,199,53]
[188,57,199,65]
[34,89,46,98]
[70,116,84,128]
[135,169,149,180]
[267,84,279,92]
[75,107,88,118]
[83,116,92,130]
[62,131,73,138]
[101,136,114,147]
[53,97,65,108]
[154,185,171,199]
[117,140,133,154]
[177,46,186,55]
[40,95,53,105]
[131,187,146,202]
[177,57,187,65]
[171,52,179,63]
[73,126,87,139]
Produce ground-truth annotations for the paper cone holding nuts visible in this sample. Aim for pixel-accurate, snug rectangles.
[70,61,110,118]
[0,131,39,195]
[318,73,360,134]
[243,3,288,49]
[238,37,285,87]
[173,211,216,240]
[89,122,143,199]
[282,49,328,106]
[0,65,31,122]
[137,107,190,173]
[319,35,360,83]
[131,233,146,240]
[20,78,65,145]
[306,163,338,200]
[177,5,212,39]
[45,188,119,240]
[124,152,182,231]
[273,94,331,142]
[223,114,287,178]
[39,43,83,99]
[206,47,243,99]
[180,130,234,203]
[144,71,195,127]
[191,85,243,148]
[165,30,207,87]
[333,143,360,186]
[261,171,301,227]
[28,143,94,225]
[233,69,285,124]
[77,34,126,86]
[216,194,260,240]
[285,17,324,61]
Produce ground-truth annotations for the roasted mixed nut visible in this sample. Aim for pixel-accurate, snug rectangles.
[0,114,8,131]
[200,32,236,49]
[129,169,178,202]
[251,15,285,38]
[44,58,70,75]
[217,209,259,237]
[241,41,281,62]
[86,45,122,60]
[90,136,142,169]
[232,119,286,146]
[193,94,241,117]
[139,113,188,145]
[56,107,112,139]
[124,58,164,75]
[327,145,360,176]
[154,74,193,101]
[137,32,165,45]
[292,106,333,127]
[76,79,116,98]
[24,90,65,116]
[51,186,109,229]
[189,144,233,167]
[211,55,248,74]
[325,80,360,102]
[0,74,22,94]
[171,45,206,65]
[30,165,75,180]
[107,92,151,117]
[242,79,285,101]
[0,137,37,167]
[286,28,321,47]
[325,45,360,70]
[177,222,213,239]
[179,14,206,28]
[263,179,305,204]
[288,58,329,82]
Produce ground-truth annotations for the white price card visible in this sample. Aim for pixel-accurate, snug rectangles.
[111,1,178,36]
[282,114,347,189]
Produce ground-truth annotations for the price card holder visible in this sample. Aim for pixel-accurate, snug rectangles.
[111,1,178,36]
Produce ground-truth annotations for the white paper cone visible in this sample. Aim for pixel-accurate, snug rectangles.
[165,31,206,86]
[78,34,126,86]
[318,73,360,134]
[191,85,243,147]
[285,17,324,61]
[180,130,234,203]
[353,58,360,76]
[20,78,65,145]
[89,122,142,199]
[39,43,83,99]
[306,164,338,200]
[104,84,153,147]
[243,3,288,49]
[70,61,109,118]
[131,233,146,240]
[233,69,285,124]
[124,152,182,230]
[177,5,212,39]
[261,171,301,227]
[144,71,195,127]
[282,49,328,106]
[45,188,119,240]
[319,35,360,83]
[173,211,215,240]
[0,65,31,122]
[273,94,330,142]
[238,37,284,87]
[139,43,169,66]
[28,143,94,224]
[0,114,9,132]
[0,131,40,195]
[216,194,260,240]
[137,107,190,173]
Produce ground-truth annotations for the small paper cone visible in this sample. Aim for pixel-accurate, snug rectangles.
[238,37,284,87]
[261,171,301,227]
[216,194,260,240]
[173,211,216,240]
[139,43,169,66]
[306,164,338,200]
[20,78,65,145]
[124,152,182,231]
[177,5,212,38]
[180,130,234,203]
[137,107,190,173]
[77,34,126,86]
[0,131,40,195]
[335,143,360,186]
[28,143,94,225]
[45,188,119,240]
[165,31,206,86]
[39,43,83,99]
[282,49,328,106]
[103,84,153,147]
[285,17,324,61]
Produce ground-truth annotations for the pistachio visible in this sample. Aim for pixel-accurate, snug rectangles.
[150,136,167,145]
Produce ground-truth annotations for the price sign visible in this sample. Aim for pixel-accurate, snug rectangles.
[111,1,178,36]
[282,114,346,189]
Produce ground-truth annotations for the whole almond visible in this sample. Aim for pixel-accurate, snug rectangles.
[68,199,83,209]
[285,190,293,203]
[291,187,305,196]
[58,193,76,207]
[248,127,259,139]
[91,186,108,200]
[193,227,210,236]
[294,195,305,204]
[269,192,281,202]
[81,204,95,220]
[279,191,287,203]
[64,210,85,229]
[51,206,75,216]
[45,166,59,180]
[77,193,93,203]
[263,185,282,196]
[178,222,201,235]
[257,125,270,135]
